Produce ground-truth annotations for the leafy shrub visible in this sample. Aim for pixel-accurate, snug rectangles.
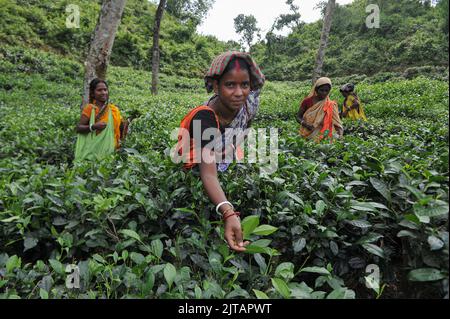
[0,64,448,299]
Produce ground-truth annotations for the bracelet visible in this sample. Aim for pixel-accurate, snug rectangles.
[216,201,234,214]
[89,124,94,132]
[223,211,240,221]
[222,207,234,217]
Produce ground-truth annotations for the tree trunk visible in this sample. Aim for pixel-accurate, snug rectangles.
[151,0,167,95]
[82,0,127,109]
[312,0,335,84]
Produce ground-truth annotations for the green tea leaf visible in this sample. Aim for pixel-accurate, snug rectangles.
[252,225,278,236]
[362,243,385,258]
[244,244,270,254]
[285,192,304,206]
[315,200,327,215]
[1,216,20,223]
[350,200,388,212]
[326,288,355,299]
[293,238,306,253]
[195,285,202,299]
[130,252,145,265]
[275,262,295,281]
[119,229,141,242]
[164,263,177,288]
[150,239,164,259]
[271,278,291,298]
[346,220,372,229]
[397,230,417,238]
[251,239,271,247]
[143,270,155,295]
[39,288,49,299]
[253,289,269,299]
[414,200,449,218]
[49,259,65,275]
[241,215,259,240]
[427,236,444,251]
[6,255,21,273]
[370,177,391,202]
[408,268,447,282]
[23,237,38,252]
[300,267,331,276]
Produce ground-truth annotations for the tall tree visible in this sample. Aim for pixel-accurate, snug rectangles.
[165,0,215,27]
[151,0,167,95]
[266,0,302,63]
[234,14,260,52]
[274,0,301,31]
[82,0,127,109]
[437,0,449,34]
[312,0,335,83]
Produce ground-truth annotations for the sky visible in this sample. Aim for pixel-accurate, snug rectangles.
[197,0,354,43]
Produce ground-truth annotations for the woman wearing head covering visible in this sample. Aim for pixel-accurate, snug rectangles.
[75,78,128,161]
[340,83,367,121]
[296,77,343,142]
[176,51,265,252]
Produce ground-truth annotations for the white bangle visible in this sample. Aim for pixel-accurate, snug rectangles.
[216,201,234,214]
[89,124,94,132]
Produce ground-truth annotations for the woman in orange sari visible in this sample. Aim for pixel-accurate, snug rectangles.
[296,77,343,142]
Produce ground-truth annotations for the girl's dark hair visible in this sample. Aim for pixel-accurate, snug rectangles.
[89,78,108,103]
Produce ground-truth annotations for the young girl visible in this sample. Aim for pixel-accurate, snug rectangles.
[176,52,265,252]
[340,83,367,121]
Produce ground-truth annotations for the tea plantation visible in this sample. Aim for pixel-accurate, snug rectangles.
[0,49,448,299]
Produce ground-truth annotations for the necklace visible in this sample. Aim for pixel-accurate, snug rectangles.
[209,96,238,127]
[94,102,108,122]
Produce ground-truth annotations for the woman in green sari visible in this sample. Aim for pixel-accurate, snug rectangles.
[74,79,128,161]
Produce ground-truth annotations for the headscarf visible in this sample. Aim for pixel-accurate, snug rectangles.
[300,77,343,141]
[204,51,265,93]
[307,77,333,98]
[340,83,355,93]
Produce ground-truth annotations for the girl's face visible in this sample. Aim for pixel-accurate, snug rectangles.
[341,91,350,97]
[94,82,108,103]
[214,68,251,113]
[316,84,331,100]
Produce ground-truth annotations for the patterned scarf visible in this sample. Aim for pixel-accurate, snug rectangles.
[204,51,265,93]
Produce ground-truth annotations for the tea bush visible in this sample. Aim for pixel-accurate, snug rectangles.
[0,64,448,299]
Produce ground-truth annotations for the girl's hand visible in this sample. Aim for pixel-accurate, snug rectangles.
[224,214,249,252]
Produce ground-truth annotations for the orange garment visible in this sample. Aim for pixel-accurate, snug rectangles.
[177,106,220,170]
[320,99,336,139]
[299,98,342,141]
[81,103,122,149]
